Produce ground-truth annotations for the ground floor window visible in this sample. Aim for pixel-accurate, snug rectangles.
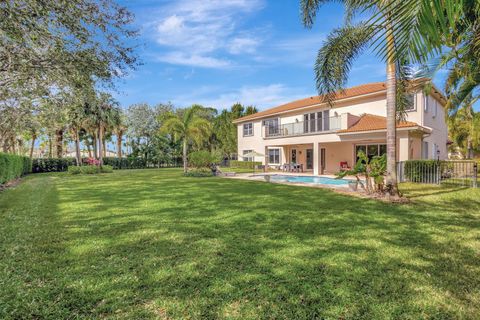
[268,148,280,164]
[355,143,387,162]
[243,149,253,162]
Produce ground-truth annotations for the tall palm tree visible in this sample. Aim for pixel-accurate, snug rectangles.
[301,0,417,197]
[161,105,211,173]
[84,93,117,165]
[67,104,87,166]
[111,108,126,158]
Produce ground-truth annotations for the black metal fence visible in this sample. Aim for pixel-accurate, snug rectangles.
[397,160,478,187]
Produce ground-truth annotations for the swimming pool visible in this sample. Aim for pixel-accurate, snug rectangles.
[269,175,352,186]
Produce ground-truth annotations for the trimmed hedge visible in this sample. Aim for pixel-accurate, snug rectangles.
[68,165,113,175]
[31,157,181,172]
[0,153,32,184]
[229,160,262,169]
[32,158,76,173]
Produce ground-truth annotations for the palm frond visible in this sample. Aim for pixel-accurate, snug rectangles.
[314,22,375,102]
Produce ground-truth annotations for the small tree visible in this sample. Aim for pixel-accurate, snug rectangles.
[337,151,386,194]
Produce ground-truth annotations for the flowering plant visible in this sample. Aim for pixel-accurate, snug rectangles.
[85,157,101,166]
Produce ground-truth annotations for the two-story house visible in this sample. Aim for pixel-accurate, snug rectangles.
[234,81,448,175]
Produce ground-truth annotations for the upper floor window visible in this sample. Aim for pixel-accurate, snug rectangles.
[243,123,253,136]
[405,94,416,111]
[263,118,279,136]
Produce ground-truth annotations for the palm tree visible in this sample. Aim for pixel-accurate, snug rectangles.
[111,109,126,158]
[67,104,87,166]
[161,105,211,173]
[83,93,117,165]
[300,0,419,197]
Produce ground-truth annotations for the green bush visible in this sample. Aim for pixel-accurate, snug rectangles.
[100,165,113,173]
[229,160,262,169]
[184,167,213,177]
[0,153,32,184]
[403,160,456,182]
[32,158,76,173]
[188,150,220,169]
[68,165,113,175]
[67,166,82,175]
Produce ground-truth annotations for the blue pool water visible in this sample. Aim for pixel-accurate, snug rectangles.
[269,175,351,186]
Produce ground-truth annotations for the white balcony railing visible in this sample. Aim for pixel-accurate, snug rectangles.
[263,116,341,138]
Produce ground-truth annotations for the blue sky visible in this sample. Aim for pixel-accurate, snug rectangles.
[113,0,444,112]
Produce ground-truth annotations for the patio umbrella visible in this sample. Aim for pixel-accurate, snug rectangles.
[241,151,265,174]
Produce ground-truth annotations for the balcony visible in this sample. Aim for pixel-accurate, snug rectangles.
[263,116,342,138]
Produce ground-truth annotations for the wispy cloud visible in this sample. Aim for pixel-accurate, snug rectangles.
[150,0,265,68]
[173,84,314,110]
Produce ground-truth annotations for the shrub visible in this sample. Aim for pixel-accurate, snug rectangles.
[102,157,149,169]
[67,165,112,175]
[229,160,262,169]
[404,160,443,182]
[188,150,220,168]
[100,165,113,173]
[0,153,32,184]
[32,158,76,173]
[85,157,101,166]
[184,167,213,177]
[68,166,82,175]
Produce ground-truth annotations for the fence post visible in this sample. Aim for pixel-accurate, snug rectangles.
[474,162,478,188]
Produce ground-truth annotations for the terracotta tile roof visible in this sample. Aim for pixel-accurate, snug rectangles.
[338,114,419,133]
[233,82,386,123]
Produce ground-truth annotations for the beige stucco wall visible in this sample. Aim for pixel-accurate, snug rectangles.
[236,88,449,171]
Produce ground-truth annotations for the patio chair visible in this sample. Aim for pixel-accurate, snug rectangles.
[339,161,351,171]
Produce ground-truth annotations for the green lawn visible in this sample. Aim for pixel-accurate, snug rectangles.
[0,169,479,319]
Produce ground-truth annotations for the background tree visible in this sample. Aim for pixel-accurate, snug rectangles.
[448,94,480,159]
[161,105,212,173]
[213,103,258,159]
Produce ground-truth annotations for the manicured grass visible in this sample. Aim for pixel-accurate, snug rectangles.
[0,169,479,319]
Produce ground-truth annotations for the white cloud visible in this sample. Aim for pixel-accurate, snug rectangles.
[173,84,314,110]
[228,36,260,54]
[157,52,231,68]
[150,0,265,68]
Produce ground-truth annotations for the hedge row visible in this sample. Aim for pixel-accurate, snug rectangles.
[229,160,262,169]
[32,158,76,173]
[0,153,32,184]
[31,157,182,172]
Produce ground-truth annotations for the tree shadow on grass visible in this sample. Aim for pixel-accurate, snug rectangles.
[6,170,477,319]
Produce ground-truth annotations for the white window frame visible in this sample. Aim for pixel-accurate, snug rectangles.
[243,123,253,137]
[243,149,253,162]
[268,148,281,164]
[424,95,429,112]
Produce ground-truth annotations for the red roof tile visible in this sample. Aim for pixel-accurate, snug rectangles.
[338,114,419,133]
